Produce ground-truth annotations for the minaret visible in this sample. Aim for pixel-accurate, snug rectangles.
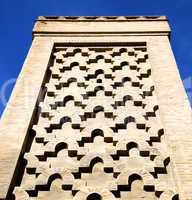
[0,16,192,200]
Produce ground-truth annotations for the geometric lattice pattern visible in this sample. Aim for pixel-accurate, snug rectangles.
[13,46,179,199]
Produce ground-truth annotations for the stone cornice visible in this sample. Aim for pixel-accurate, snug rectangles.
[37,16,167,22]
[33,16,170,37]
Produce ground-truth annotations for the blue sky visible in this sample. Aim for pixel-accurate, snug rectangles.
[0,0,192,116]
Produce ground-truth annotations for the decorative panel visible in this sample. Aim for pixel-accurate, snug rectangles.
[13,45,179,200]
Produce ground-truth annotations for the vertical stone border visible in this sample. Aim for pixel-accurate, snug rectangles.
[148,36,192,200]
[0,37,53,199]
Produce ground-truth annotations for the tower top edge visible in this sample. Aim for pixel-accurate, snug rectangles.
[36,16,168,22]
[33,16,170,36]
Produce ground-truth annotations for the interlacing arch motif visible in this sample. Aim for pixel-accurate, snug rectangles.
[12,46,179,199]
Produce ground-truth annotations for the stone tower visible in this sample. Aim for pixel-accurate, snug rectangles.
[0,16,192,200]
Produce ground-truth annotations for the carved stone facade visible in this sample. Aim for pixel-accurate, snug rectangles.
[0,17,192,200]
